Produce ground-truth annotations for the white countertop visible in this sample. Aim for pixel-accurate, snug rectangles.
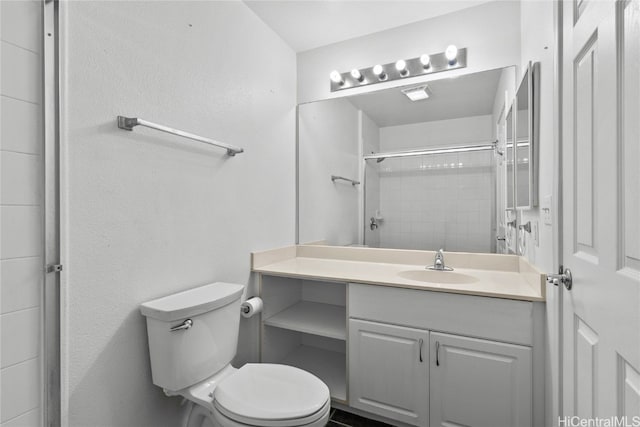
[252,245,546,302]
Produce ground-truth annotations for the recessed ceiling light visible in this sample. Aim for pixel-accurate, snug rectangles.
[401,85,432,101]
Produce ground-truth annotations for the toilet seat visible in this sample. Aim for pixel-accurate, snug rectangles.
[212,363,330,427]
[211,399,331,427]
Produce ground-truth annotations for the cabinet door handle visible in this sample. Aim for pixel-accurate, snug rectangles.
[436,341,440,366]
[418,338,424,362]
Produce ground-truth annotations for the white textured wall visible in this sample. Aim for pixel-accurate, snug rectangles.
[377,116,494,252]
[0,0,43,425]
[297,0,521,104]
[298,98,359,246]
[518,1,555,272]
[519,2,558,426]
[60,1,296,425]
[380,115,494,151]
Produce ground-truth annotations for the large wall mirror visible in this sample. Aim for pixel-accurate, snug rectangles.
[515,61,540,209]
[298,66,516,253]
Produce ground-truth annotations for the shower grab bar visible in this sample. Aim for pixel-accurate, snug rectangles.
[363,140,498,161]
[117,116,244,156]
[331,175,360,186]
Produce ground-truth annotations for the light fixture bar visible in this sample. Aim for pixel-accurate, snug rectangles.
[330,47,467,92]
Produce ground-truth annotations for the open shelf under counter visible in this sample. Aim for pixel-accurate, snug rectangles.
[263,301,346,340]
[280,345,347,402]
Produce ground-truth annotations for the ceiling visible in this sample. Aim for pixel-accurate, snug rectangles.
[348,68,505,127]
[243,1,493,53]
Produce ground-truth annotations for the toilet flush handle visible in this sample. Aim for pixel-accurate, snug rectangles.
[170,318,193,332]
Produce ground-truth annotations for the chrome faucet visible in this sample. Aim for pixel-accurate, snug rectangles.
[428,249,453,271]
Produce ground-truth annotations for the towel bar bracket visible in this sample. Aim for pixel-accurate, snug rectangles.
[117,116,138,131]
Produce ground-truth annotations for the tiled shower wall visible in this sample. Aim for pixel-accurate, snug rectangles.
[377,152,494,252]
[375,115,495,252]
[0,0,44,425]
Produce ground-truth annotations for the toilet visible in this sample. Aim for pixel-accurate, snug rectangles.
[140,282,331,427]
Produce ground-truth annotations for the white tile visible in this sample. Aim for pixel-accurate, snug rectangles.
[0,151,41,205]
[0,358,40,422]
[1,307,39,368]
[1,408,40,427]
[0,0,41,53]
[1,257,42,314]
[0,96,42,154]
[0,206,42,259]
[0,41,42,104]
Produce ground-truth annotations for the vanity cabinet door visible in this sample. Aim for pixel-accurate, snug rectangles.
[348,319,429,426]
[430,332,532,427]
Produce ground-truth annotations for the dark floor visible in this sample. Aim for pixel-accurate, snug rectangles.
[327,408,392,427]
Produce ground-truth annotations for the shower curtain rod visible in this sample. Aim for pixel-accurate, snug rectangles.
[363,140,498,162]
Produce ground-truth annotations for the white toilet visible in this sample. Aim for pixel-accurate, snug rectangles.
[140,282,331,427]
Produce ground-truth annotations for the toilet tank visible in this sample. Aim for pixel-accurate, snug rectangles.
[140,282,244,392]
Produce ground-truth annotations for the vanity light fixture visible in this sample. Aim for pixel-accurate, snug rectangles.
[401,85,432,101]
[329,70,344,85]
[395,59,409,76]
[445,45,458,65]
[329,46,467,92]
[350,69,365,83]
[373,64,387,80]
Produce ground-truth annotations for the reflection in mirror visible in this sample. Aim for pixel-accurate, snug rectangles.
[298,67,516,253]
[516,67,531,208]
[298,98,360,246]
[515,62,540,209]
[506,105,515,211]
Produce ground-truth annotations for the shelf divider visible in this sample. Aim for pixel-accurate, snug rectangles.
[263,301,346,340]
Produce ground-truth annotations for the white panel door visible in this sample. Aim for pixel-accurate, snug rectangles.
[348,319,429,426]
[429,332,532,427]
[561,0,640,421]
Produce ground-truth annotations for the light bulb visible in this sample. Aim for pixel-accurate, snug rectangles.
[395,59,408,76]
[350,69,364,82]
[330,70,344,84]
[445,45,458,65]
[420,54,431,68]
[373,64,386,80]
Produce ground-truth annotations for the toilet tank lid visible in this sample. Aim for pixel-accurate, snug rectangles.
[140,282,244,322]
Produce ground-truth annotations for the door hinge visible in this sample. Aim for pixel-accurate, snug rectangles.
[46,264,63,273]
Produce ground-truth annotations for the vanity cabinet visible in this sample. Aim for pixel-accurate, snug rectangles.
[349,319,429,426]
[347,320,533,427]
[429,332,532,427]
[255,269,543,427]
[348,283,541,427]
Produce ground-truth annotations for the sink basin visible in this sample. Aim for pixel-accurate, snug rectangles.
[398,269,478,285]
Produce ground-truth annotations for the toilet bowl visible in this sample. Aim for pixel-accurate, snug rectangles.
[184,364,330,427]
[140,283,331,427]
